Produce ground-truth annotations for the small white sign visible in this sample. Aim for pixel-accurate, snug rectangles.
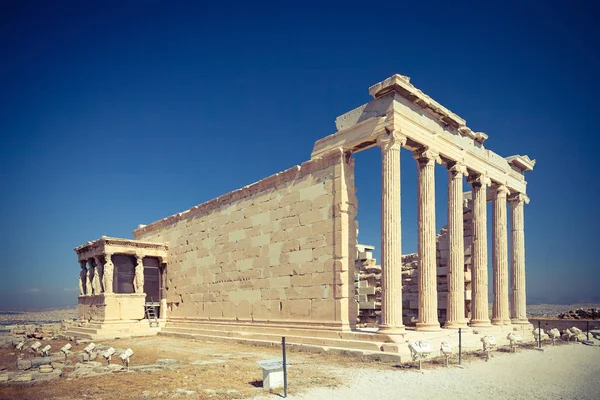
[256,358,283,371]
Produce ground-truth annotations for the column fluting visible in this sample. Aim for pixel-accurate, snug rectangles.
[377,130,406,334]
[445,162,468,329]
[414,149,441,331]
[492,185,511,325]
[468,174,492,327]
[510,193,529,324]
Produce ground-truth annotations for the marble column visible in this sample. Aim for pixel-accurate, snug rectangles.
[492,185,511,325]
[509,193,530,324]
[79,261,87,295]
[468,174,492,327]
[102,253,114,294]
[414,148,441,331]
[377,130,406,334]
[134,254,145,294]
[445,162,468,329]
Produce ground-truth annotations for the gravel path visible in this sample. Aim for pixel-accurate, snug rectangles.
[277,341,600,400]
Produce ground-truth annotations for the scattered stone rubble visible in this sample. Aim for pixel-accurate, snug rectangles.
[0,323,187,385]
[558,308,600,320]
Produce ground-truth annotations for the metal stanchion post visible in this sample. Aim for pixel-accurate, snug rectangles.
[538,321,542,349]
[282,337,287,398]
[587,321,590,341]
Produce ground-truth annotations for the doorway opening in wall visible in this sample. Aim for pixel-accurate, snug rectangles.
[113,255,135,294]
[143,257,161,317]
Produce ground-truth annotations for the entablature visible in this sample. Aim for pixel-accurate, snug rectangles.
[74,236,168,263]
[311,74,535,194]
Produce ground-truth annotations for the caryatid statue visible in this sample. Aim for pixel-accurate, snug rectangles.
[91,259,102,295]
[133,255,145,294]
[102,253,114,294]
[94,256,104,293]
[79,261,87,295]
[85,262,93,296]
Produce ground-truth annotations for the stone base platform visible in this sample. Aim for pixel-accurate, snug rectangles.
[64,319,165,340]
[158,320,535,363]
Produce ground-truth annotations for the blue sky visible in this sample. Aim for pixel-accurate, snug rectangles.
[1,1,598,310]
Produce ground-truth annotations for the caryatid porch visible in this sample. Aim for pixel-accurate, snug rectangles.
[75,237,168,322]
[312,74,535,332]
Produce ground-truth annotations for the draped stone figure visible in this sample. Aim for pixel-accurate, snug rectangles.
[134,255,145,294]
[94,256,104,293]
[85,264,93,296]
[91,262,102,295]
[103,253,114,294]
[79,261,87,295]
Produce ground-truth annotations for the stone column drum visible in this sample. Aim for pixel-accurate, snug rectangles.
[377,130,406,334]
[414,149,441,331]
[492,185,511,325]
[468,174,492,327]
[445,162,468,329]
[510,193,529,324]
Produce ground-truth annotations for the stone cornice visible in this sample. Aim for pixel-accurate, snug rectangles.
[132,149,346,238]
[368,74,467,130]
[506,155,536,172]
[74,236,168,263]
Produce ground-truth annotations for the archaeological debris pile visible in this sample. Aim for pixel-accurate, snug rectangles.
[558,308,600,320]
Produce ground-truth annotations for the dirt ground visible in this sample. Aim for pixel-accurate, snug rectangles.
[0,335,585,400]
[0,335,389,400]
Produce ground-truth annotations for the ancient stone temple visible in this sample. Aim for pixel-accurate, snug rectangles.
[70,74,536,356]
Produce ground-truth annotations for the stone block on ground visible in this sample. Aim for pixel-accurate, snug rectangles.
[39,365,53,373]
[16,359,32,370]
[13,373,33,382]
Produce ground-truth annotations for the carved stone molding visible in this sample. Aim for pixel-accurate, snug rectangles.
[377,130,407,153]
[508,192,530,206]
[467,173,491,188]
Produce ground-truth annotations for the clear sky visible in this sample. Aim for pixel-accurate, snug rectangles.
[1,1,598,310]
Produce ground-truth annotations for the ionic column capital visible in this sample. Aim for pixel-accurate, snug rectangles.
[447,162,468,178]
[508,192,530,206]
[493,184,510,199]
[413,148,441,166]
[377,130,407,153]
[467,173,491,188]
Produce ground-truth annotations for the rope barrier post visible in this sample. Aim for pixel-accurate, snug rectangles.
[538,321,542,349]
[587,321,589,341]
[458,328,462,366]
[282,337,287,398]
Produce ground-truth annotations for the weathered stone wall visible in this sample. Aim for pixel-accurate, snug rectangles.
[78,293,146,321]
[133,150,357,329]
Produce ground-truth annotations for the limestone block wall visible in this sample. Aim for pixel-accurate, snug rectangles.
[133,150,358,329]
[78,293,146,322]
